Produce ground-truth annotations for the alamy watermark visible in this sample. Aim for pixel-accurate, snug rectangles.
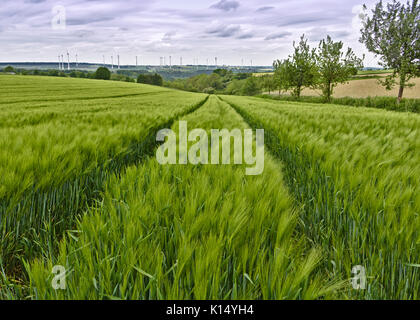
[156,121,265,175]
[351,265,367,290]
[51,265,66,290]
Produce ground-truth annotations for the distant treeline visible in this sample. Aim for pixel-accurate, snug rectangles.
[0,65,165,86]
[164,69,262,96]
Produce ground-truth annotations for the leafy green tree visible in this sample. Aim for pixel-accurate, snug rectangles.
[151,73,163,86]
[95,67,111,80]
[225,79,246,95]
[273,60,291,95]
[137,73,163,86]
[213,69,229,77]
[4,66,15,73]
[136,74,150,84]
[360,0,420,102]
[315,36,363,101]
[277,35,318,98]
[261,75,276,94]
[203,87,215,94]
[241,77,261,96]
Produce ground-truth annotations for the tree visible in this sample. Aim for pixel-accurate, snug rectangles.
[315,36,363,101]
[95,67,111,80]
[276,35,318,99]
[151,73,163,86]
[137,73,163,86]
[360,0,419,102]
[213,68,229,77]
[137,74,150,84]
[225,79,246,95]
[241,77,261,96]
[4,66,15,73]
[273,60,291,95]
[261,75,276,94]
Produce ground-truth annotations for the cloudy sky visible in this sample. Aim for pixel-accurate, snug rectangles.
[0,0,381,66]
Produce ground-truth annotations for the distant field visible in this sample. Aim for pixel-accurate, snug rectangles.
[259,68,420,99]
[0,75,418,300]
[299,77,420,99]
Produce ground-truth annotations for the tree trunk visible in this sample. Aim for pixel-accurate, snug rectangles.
[397,73,406,104]
[397,85,404,104]
[326,82,332,102]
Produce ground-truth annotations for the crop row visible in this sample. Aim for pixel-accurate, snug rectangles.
[221,95,420,299]
[17,96,339,300]
[0,76,208,280]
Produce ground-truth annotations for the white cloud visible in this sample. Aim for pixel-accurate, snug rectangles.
[0,0,381,66]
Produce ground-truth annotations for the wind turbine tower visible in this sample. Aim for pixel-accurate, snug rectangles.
[215,57,218,67]
[118,54,120,69]
[76,54,78,68]
[67,51,70,70]
[111,55,114,69]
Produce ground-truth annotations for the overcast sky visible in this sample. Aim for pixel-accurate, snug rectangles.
[0,0,381,66]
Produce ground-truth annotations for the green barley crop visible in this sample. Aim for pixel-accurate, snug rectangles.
[0,75,207,281]
[1,75,418,300]
[22,96,339,300]
[221,95,420,299]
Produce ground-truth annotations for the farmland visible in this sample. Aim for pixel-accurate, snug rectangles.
[0,75,419,300]
[264,72,420,99]
[297,76,420,99]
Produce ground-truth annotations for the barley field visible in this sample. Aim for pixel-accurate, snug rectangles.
[0,75,419,300]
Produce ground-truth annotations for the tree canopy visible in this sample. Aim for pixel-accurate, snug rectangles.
[4,66,15,73]
[273,35,318,98]
[360,0,420,101]
[315,36,364,101]
[137,73,163,86]
[94,67,111,80]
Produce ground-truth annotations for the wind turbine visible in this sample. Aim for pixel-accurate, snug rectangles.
[215,57,218,67]
[136,56,138,67]
[75,54,78,68]
[118,54,120,69]
[67,51,70,70]
[180,57,183,66]
[58,55,61,70]
[111,55,114,69]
